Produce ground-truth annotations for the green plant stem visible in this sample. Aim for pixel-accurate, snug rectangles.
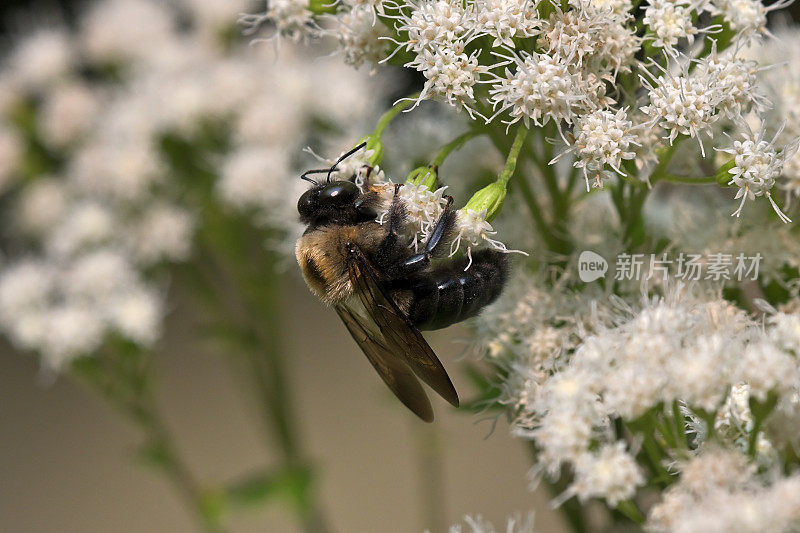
[195,234,331,533]
[432,129,483,166]
[657,173,717,184]
[73,353,226,533]
[372,92,421,138]
[616,500,646,525]
[524,443,586,533]
[498,126,529,186]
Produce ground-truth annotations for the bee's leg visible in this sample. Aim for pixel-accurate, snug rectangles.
[374,184,406,265]
[389,196,456,276]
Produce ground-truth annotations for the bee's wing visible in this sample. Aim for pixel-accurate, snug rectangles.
[346,244,460,408]
[335,305,434,422]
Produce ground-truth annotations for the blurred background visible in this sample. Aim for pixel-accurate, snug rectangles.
[0,1,567,532]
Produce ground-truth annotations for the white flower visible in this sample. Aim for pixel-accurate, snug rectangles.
[640,71,719,151]
[46,201,116,258]
[643,0,701,53]
[127,203,195,265]
[16,178,69,236]
[396,0,473,53]
[451,208,514,264]
[694,50,765,119]
[448,511,536,533]
[242,0,316,42]
[219,146,292,212]
[38,82,102,150]
[8,28,75,91]
[68,140,163,202]
[409,43,487,115]
[474,0,540,48]
[0,261,56,325]
[81,0,176,64]
[571,443,645,506]
[109,288,163,346]
[327,5,391,67]
[63,249,138,303]
[39,304,106,368]
[710,0,789,37]
[717,124,799,222]
[568,108,638,190]
[489,52,597,128]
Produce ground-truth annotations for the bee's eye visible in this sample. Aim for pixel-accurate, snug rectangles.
[298,188,318,217]
[318,181,359,207]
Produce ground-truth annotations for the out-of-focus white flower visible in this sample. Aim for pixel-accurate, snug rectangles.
[38,82,102,150]
[16,178,69,236]
[648,449,800,533]
[327,5,391,68]
[179,0,246,35]
[219,146,292,212]
[0,260,56,325]
[38,304,106,369]
[717,124,799,222]
[45,201,116,258]
[109,288,163,346]
[68,140,163,202]
[81,0,176,64]
[571,443,644,506]
[242,0,316,42]
[8,28,75,91]
[62,249,138,302]
[127,203,195,265]
[710,0,790,37]
[448,511,536,533]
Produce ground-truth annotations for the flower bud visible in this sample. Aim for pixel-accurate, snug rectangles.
[357,135,384,166]
[715,159,736,188]
[463,181,506,222]
[405,166,438,190]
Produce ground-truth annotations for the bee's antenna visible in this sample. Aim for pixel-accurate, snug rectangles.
[300,169,333,183]
[326,141,368,183]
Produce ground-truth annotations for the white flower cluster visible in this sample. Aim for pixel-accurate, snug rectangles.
[0,0,385,368]
[648,448,800,532]
[257,0,800,214]
[476,277,800,508]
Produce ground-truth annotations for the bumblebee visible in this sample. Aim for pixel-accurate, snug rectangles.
[295,144,509,422]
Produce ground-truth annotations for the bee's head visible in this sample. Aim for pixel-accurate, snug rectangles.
[297,180,377,227]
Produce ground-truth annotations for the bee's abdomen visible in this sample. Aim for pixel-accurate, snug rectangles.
[409,250,508,331]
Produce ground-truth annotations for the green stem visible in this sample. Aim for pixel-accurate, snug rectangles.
[617,500,646,525]
[73,353,225,533]
[524,443,587,533]
[649,138,683,183]
[658,173,717,184]
[372,92,421,138]
[498,126,529,186]
[432,129,483,166]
